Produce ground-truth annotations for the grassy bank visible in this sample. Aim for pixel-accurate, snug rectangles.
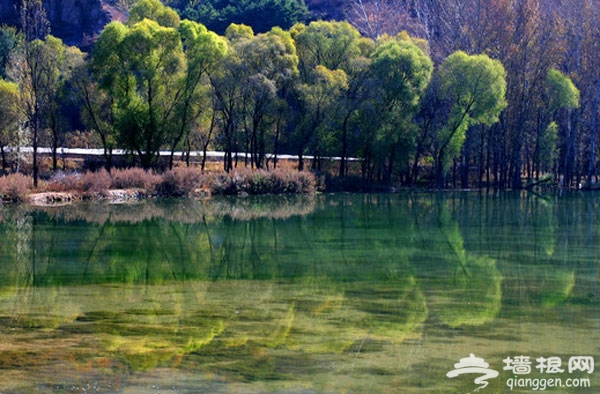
[0,167,319,203]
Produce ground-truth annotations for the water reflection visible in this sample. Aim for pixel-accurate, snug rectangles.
[0,192,598,393]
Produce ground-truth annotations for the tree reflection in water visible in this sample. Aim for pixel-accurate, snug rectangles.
[0,193,597,393]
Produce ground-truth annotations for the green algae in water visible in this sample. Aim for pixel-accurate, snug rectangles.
[0,193,598,393]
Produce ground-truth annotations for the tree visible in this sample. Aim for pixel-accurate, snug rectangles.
[72,61,119,171]
[210,24,298,171]
[535,121,558,178]
[545,68,579,188]
[434,51,507,188]
[19,0,49,42]
[292,20,362,80]
[561,0,600,186]
[344,0,425,40]
[0,78,20,170]
[7,0,51,187]
[128,0,181,28]
[174,0,310,35]
[336,50,373,178]
[293,65,348,171]
[91,17,186,169]
[291,21,362,171]
[8,34,77,186]
[0,26,20,79]
[47,45,84,171]
[208,24,247,172]
[369,34,433,183]
[168,19,227,169]
[235,27,298,168]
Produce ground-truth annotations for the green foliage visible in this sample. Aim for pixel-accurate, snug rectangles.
[371,37,432,111]
[211,25,299,169]
[0,78,24,170]
[435,51,507,180]
[537,121,559,173]
[439,51,507,127]
[5,33,82,184]
[172,19,227,164]
[546,68,579,113]
[366,35,433,179]
[0,25,20,79]
[92,15,214,168]
[179,20,228,71]
[128,0,181,28]
[224,23,254,41]
[0,78,20,135]
[294,65,348,162]
[293,20,362,80]
[174,0,310,35]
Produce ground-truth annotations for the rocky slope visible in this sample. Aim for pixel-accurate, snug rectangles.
[0,0,118,49]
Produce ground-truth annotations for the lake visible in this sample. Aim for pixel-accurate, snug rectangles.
[0,192,598,393]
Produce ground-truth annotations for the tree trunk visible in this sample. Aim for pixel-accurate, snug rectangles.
[298,151,304,172]
[587,78,600,184]
[273,120,281,169]
[32,113,40,188]
[49,110,60,172]
[339,115,350,178]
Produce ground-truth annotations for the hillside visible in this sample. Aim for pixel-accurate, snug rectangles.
[0,0,345,49]
[0,0,119,49]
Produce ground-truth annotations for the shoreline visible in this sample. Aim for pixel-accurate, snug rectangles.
[0,167,319,205]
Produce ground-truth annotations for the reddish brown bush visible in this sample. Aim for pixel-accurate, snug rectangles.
[157,167,205,197]
[81,168,112,194]
[111,168,161,192]
[0,173,32,202]
[2,166,318,202]
[45,172,83,192]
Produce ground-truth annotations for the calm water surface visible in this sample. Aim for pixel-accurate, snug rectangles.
[0,192,599,393]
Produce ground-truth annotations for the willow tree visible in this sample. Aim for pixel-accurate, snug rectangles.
[231,26,298,169]
[168,20,227,169]
[208,24,248,172]
[127,0,181,27]
[545,68,579,188]
[369,34,433,183]
[434,51,507,188]
[294,65,348,171]
[291,21,362,171]
[91,7,187,169]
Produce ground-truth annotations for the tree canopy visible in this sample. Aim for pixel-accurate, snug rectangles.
[173,0,310,35]
[5,0,600,191]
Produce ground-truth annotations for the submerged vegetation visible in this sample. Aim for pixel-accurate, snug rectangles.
[0,193,596,391]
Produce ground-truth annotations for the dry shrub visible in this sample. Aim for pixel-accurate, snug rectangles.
[1,166,317,202]
[209,168,252,195]
[157,167,205,197]
[81,168,112,194]
[111,168,161,192]
[269,168,316,194]
[45,172,83,192]
[0,173,32,202]
[247,169,272,194]
[209,168,316,195]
